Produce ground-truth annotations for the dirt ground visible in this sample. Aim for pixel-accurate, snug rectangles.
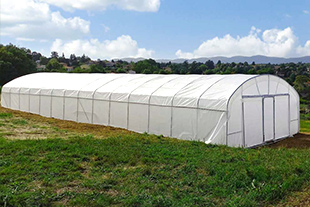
[267,133,310,149]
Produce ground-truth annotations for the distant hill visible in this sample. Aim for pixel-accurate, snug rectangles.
[120,55,310,64]
[120,57,146,62]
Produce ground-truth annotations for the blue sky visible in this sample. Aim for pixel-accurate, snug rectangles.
[1,0,310,59]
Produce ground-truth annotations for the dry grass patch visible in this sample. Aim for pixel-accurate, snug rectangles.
[272,186,310,207]
[0,105,133,140]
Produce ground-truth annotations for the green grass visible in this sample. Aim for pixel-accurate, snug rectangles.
[1,134,310,206]
[0,112,13,119]
[11,119,28,125]
[300,120,310,133]
[0,106,310,206]
[0,121,5,127]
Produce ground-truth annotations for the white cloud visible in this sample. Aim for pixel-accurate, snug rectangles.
[1,0,50,25]
[43,0,160,12]
[297,41,310,56]
[51,35,154,59]
[16,37,35,42]
[1,0,90,40]
[303,10,309,14]
[176,27,310,58]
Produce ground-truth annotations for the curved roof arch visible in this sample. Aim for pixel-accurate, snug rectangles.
[3,73,299,112]
[227,74,299,109]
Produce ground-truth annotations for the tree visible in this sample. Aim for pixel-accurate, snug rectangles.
[133,59,158,74]
[189,61,202,74]
[90,64,105,73]
[69,54,78,66]
[51,51,59,58]
[31,51,42,62]
[223,67,232,74]
[171,64,181,74]
[257,67,273,75]
[216,60,222,67]
[294,75,310,99]
[39,56,49,65]
[204,68,214,74]
[116,68,126,73]
[231,62,236,68]
[142,69,152,74]
[158,69,168,74]
[247,68,256,74]
[71,67,90,73]
[199,64,207,73]
[0,44,36,86]
[205,60,215,69]
[70,54,76,61]
[289,73,296,84]
[180,61,189,74]
[80,54,87,63]
[59,53,66,63]
[46,58,64,72]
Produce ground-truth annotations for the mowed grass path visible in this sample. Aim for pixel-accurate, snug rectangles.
[0,106,310,206]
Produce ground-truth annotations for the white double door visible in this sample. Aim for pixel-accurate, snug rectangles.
[242,95,289,147]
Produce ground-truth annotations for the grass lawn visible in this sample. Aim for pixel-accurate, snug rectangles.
[0,106,310,206]
[300,119,310,133]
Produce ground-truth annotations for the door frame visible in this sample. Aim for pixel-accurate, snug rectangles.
[242,93,290,147]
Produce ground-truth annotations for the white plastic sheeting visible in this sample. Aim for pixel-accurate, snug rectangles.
[1,73,300,147]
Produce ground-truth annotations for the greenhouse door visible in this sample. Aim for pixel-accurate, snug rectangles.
[242,97,263,147]
[274,95,290,140]
[263,97,274,142]
[243,94,290,147]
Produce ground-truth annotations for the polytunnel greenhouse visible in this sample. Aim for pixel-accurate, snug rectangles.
[1,73,300,147]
